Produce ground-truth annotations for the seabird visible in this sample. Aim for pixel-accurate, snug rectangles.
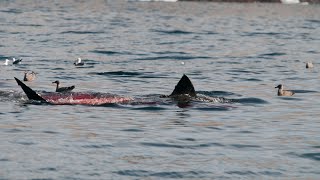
[52,80,75,92]
[275,84,295,96]
[306,62,314,69]
[4,59,10,65]
[23,71,36,81]
[74,57,84,66]
[12,58,22,64]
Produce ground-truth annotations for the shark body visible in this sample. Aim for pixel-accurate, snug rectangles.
[14,74,197,106]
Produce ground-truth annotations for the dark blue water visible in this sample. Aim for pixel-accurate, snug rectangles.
[1,1,320,179]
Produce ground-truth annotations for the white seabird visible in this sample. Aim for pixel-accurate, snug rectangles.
[4,59,10,65]
[23,71,36,81]
[74,57,84,66]
[306,62,314,69]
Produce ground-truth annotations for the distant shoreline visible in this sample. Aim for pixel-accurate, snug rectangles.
[179,0,319,3]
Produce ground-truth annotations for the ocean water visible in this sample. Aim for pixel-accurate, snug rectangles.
[0,1,320,179]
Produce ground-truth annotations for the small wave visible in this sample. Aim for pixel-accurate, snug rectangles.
[81,144,112,149]
[39,167,57,171]
[122,128,144,132]
[226,171,257,175]
[260,171,283,176]
[97,103,124,108]
[42,130,59,134]
[194,95,235,104]
[289,152,320,162]
[151,29,193,35]
[0,9,22,14]
[4,129,24,133]
[141,142,224,149]
[89,71,142,77]
[157,40,190,45]
[235,97,269,104]
[131,106,167,111]
[305,19,320,24]
[291,90,318,93]
[259,52,286,57]
[244,78,262,82]
[115,170,210,178]
[60,31,104,34]
[197,91,242,97]
[15,141,35,146]
[236,130,254,134]
[152,51,188,55]
[90,50,134,55]
[0,158,9,162]
[230,144,261,149]
[139,75,168,79]
[17,23,42,27]
[229,69,261,75]
[194,105,233,111]
[134,55,210,61]
[0,90,26,102]
[242,32,285,37]
[298,153,320,161]
[277,97,303,101]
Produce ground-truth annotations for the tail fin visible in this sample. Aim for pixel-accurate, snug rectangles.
[170,74,196,97]
[14,77,47,102]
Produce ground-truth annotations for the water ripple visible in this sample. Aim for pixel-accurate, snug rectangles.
[151,29,194,35]
[226,170,256,175]
[235,97,269,104]
[90,50,135,56]
[197,91,242,97]
[88,71,143,77]
[141,142,224,149]
[115,170,210,178]
[122,128,144,132]
[60,31,104,34]
[39,167,57,171]
[42,130,59,134]
[242,32,285,37]
[81,144,112,149]
[230,144,261,149]
[259,52,286,57]
[131,106,168,111]
[134,55,211,61]
[0,9,22,14]
[298,153,320,161]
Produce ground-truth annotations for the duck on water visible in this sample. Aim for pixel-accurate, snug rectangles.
[275,84,295,96]
[52,80,75,92]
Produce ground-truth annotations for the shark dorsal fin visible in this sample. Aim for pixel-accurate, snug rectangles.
[14,77,47,102]
[170,74,196,97]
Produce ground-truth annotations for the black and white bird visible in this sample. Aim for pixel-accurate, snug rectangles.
[12,58,22,64]
[74,57,84,66]
[52,80,75,92]
[275,84,295,96]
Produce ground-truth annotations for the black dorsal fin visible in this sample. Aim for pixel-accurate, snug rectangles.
[170,74,196,97]
[14,77,47,102]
